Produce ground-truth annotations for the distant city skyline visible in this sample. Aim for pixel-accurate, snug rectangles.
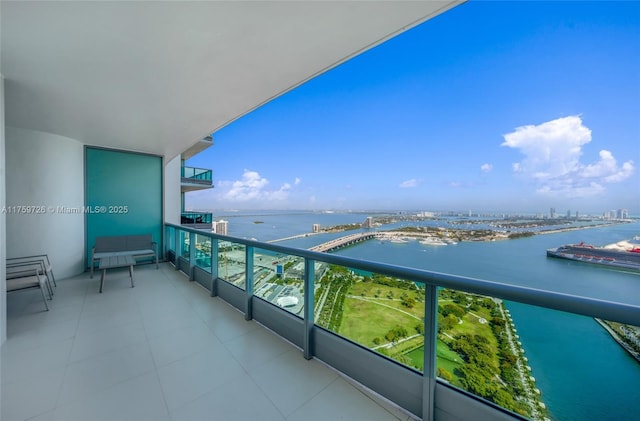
[185,1,639,215]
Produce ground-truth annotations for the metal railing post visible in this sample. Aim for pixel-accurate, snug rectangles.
[422,284,438,421]
[303,258,315,360]
[245,246,254,320]
[174,229,181,270]
[189,231,196,281]
[210,239,218,297]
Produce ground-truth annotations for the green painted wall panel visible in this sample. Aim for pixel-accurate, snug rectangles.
[85,147,162,267]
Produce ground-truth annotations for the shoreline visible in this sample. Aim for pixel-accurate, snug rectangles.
[594,318,640,364]
[499,303,549,420]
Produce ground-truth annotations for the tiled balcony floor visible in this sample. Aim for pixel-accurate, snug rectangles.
[2,263,413,421]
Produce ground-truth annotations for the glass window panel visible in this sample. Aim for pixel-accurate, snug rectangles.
[179,230,189,258]
[314,265,426,371]
[194,234,212,273]
[436,289,548,419]
[218,240,246,290]
[253,248,306,317]
[166,226,175,252]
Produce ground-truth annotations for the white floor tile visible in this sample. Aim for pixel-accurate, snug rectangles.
[223,326,295,370]
[0,366,66,421]
[57,341,156,407]
[1,338,73,385]
[148,322,223,367]
[68,320,147,363]
[157,348,245,411]
[53,371,169,421]
[287,377,400,421]
[170,373,285,421]
[206,310,261,343]
[249,349,338,417]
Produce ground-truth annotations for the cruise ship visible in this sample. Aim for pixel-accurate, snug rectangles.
[547,240,640,271]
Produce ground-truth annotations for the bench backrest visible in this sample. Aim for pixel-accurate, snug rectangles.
[126,235,154,251]
[94,236,128,253]
[94,235,153,253]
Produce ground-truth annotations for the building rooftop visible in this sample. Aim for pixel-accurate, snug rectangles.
[2,263,413,421]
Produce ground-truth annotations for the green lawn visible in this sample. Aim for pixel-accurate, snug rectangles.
[401,340,464,378]
[340,282,424,346]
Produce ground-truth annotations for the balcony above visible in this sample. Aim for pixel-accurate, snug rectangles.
[181,135,214,161]
[181,212,213,230]
[181,166,213,192]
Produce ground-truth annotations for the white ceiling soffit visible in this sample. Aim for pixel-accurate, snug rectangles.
[1,1,462,160]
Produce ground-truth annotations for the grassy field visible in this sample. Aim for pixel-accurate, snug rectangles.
[336,279,501,380]
[340,282,424,347]
[403,340,465,375]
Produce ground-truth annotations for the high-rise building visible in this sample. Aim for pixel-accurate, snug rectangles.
[617,209,628,219]
[550,207,556,218]
[362,217,373,228]
[213,220,228,235]
[312,223,321,233]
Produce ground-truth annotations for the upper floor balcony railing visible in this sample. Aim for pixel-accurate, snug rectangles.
[181,212,213,227]
[181,166,212,183]
[181,166,213,191]
[164,223,640,421]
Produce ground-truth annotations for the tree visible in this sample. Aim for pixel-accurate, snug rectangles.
[437,367,453,382]
[442,303,466,318]
[401,296,416,308]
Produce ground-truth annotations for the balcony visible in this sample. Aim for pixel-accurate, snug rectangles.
[2,265,406,420]
[181,135,214,161]
[3,226,638,421]
[181,212,213,229]
[164,224,640,420]
[180,166,213,192]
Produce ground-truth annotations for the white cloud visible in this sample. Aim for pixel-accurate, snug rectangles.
[399,179,419,188]
[294,177,302,185]
[222,170,296,202]
[480,163,493,173]
[502,115,634,197]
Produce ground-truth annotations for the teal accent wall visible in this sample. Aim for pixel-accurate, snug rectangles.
[85,147,162,267]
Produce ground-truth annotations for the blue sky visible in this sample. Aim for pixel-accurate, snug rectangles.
[186,1,639,215]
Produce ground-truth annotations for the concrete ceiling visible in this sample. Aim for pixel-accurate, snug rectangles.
[1,1,462,160]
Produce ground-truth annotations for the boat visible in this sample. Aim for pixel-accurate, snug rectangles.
[546,240,640,271]
[420,237,447,246]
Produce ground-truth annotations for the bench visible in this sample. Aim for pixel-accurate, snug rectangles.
[90,234,158,278]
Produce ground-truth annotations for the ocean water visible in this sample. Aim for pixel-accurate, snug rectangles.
[214,211,640,420]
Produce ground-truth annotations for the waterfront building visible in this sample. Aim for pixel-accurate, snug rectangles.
[312,223,321,233]
[363,217,373,228]
[213,220,229,236]
[1,3,637,421]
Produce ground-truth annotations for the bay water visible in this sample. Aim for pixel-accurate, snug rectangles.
[214,210,640,420]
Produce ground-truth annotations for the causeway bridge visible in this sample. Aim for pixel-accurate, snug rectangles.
[309,232,379,252]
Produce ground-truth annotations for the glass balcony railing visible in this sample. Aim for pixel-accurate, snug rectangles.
[164,223,640,421]
[181,166,213,184]
[180,212,213,225]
